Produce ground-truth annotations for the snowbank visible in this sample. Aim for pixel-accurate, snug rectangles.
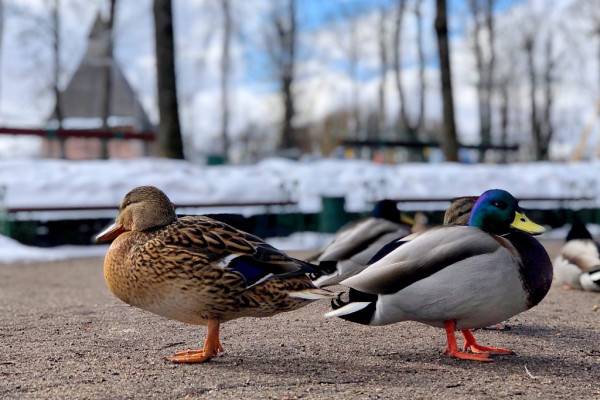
[0,158,598,221]
[0,234,107,264]
[266,232,334,252]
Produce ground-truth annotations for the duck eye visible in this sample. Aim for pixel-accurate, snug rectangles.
[491,201,507,209]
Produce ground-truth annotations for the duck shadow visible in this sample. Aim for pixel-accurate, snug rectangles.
[198,344,598,386]
[499,322,599,340]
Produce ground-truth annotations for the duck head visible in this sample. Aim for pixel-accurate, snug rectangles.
[95,186,177,243]
[468,189,545,235]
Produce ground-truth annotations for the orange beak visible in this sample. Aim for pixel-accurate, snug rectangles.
[95,223,127,243]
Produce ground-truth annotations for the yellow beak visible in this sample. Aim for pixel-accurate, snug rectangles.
[400,213,415,226]
[510,211,545,235]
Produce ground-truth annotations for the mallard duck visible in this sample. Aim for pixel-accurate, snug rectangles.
[310,197,478,288]
[96,186,332,364]
[326,189,552,362]
[554,218,600,292]
[308,200,412,287]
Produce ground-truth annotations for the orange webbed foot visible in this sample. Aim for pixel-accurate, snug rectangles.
[444,348,493,362]
[167,319,222,364]
[166,349,215,363]
[464,343,514,355]
[461,329,514,355]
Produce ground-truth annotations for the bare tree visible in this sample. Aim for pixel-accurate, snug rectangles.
[392,0,427,157]
[327,3,370,140]
[414,0,426,136]
[0,0,4,118]
[265,0,297,151]
[434,0,459,161]
[219,0,232,160]
[570,0,600,94]
[540,34,556,159]
[376,4,389,138]
[495,48,518,162]
[341,7,362,139]
[51,0,62,130]
[468,0,496,161]
[100,0,116,159]
[153,0,184,159]
[524,30,556,161]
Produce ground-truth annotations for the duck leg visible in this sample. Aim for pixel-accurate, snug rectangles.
[167,320,223,363]
[461,329,514,355]
[443,320,491,362]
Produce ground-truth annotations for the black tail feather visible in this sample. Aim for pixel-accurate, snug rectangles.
[330,288,377,325]
[307,260,338,280]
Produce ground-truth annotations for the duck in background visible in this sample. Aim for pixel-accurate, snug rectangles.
[97,186,334,364]
[308,199,412,287]
[554,217,600,292]
[326,189,552,362]
[310,197,478,288]
[443,196,479,226]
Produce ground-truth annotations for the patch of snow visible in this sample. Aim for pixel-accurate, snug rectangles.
[0,158,598,221]
[267,232,334,252]
[0,234,107,264]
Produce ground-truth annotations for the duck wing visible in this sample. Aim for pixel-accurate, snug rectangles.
[315,218,409,262]
[341,226,504,295]
[152,216,316,287]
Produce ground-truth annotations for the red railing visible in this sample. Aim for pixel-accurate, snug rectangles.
[0,127,155,141]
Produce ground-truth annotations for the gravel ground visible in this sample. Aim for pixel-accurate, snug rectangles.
[0,242,599,399]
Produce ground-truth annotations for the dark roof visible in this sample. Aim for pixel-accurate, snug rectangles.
[52,13,151,129]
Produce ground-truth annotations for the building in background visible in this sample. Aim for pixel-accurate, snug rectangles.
[46,13,153,159]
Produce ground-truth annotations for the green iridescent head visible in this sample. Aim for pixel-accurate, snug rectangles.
[468,189,545,235]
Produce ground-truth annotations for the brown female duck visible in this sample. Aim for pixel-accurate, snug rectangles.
[96,186,332,364]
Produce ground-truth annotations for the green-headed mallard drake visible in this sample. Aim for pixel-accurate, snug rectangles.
[554,218,600,292]
[326,189,552,362]
[96,186,332,364]
[310,197,478,288]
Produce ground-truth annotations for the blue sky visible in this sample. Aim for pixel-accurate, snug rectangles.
[243,0,526,85]
[300,0,524,32]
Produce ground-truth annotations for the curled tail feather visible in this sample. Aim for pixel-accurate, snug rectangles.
[325,288,377,325]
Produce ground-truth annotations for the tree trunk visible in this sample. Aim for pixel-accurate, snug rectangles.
[100,0,116,159]
[274,0,297,150]
[220,0,231,160]
[597,33,600,101]
[484,0,495,152]
[393,0,411,139]
[499,80,509,163]
[540,34,554,160]
[434,0,459,161]
[414,0,426,134]
[524,36,541,161]
[349,17,360,139]
[153,0,184,159]
[376,5,388,138]
[0,0,4,119]
[468,0,495,162]
[52,0,62,131]
[393,0,425,162]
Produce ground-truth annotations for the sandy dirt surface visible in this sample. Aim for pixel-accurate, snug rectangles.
[0,242,599,399]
